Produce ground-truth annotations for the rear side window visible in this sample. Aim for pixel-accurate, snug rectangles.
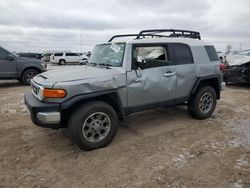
[171,43,194,65]
[66,53,79,56]
[54,53,63,56]
[205,46,219,61]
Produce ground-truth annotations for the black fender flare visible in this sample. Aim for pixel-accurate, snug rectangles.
[191,75,221,99]
[61,89,126,120]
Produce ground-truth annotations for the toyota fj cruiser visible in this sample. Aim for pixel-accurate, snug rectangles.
[25,29,225,150]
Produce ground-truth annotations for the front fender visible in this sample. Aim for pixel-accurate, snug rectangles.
[61,89,125,120]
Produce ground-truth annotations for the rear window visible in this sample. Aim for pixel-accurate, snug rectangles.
[205,46,219,61]
[54,53,63,56]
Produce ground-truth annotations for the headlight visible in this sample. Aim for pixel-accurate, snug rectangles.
[37,87,44,101]
[41,62,47,70]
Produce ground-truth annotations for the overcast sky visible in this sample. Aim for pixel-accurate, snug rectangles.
[0,0,249,53]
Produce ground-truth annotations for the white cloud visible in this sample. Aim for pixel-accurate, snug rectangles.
[0,0,249,52]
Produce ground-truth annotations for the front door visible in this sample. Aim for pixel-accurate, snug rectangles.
[0,47,17,78]
[127,44,177,109]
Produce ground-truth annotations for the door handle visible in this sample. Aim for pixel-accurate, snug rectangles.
[164,72,176,77]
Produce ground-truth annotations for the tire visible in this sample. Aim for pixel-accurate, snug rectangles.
[59,59,66,65]
[68,101,118,150]
[21,69,40,85]
[188,86,217,119]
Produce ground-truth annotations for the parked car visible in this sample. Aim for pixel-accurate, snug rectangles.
[50,52,84,65]
[41,53,52,62]
[0,46,47,84]
[25,29,225,150]
[223,53,250,84]
[17,53,43,60]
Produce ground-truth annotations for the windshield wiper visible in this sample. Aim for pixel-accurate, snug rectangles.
[98,63,112,69]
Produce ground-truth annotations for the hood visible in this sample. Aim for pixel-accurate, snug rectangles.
[226,54,250,66]
[33,65,122,86]
[17,56,43,64]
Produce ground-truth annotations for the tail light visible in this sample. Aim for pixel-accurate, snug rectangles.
[219,64,226,72]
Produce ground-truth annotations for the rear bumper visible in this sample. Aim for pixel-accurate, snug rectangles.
[221,82,226,90]
[24,92,61,129]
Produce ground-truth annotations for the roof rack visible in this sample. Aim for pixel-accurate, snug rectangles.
[108,29,201,42]
[137,29,201,40]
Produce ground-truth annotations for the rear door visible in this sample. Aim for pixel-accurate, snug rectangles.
[65,53,81,63]
[169,43,196,99]
[0,47,17,78]
[127,44,177,108]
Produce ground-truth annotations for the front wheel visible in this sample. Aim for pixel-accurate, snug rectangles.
[21,69,39,85]
[59,59,66,65]
[188,86,217,119]
[68,101,118,150]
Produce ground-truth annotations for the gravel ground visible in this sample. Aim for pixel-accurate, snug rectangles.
[0,79,250,188]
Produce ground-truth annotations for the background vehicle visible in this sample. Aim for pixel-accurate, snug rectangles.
[17,53,42,60]
[25,29,225,150]
[0,46,46,84]
[222,51,250,84]
[41,53,52,62]
[50,52,85,65]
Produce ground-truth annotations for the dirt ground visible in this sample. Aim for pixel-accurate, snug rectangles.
[0,80,249,188]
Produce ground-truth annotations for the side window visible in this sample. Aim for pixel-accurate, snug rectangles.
[0,48,8,60]
[133,46,170,69]
[54,53,63,56]
[66,53,78,56]
[172,43,194,65]
[205,46,219,61]
[72,53,80,56]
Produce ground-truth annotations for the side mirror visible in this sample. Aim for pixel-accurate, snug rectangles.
[7,54,15,61]
[137,59,146,70]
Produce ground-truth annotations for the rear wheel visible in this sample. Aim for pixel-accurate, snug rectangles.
[188,86,217,119]
[59,59,66,65]
[21,69,39,85]
[68,101,118,150]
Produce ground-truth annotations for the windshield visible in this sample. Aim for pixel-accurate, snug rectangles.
[88,43,125,67]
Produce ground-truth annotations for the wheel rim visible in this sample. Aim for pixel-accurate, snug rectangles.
[82,112,111,143]
[25,71,37,83]
[199,92,214,114]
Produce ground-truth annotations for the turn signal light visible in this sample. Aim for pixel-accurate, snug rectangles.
[43,89,67,98]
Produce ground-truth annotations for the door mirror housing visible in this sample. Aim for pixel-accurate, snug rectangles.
[7,54,15,61]
[137,59,146,70]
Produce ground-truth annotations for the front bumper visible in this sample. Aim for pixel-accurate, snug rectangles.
[24,92,61,129]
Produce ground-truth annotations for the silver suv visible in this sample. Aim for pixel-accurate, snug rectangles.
[25,29,225,150]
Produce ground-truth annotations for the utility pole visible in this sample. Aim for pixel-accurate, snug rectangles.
[80,30,82,52]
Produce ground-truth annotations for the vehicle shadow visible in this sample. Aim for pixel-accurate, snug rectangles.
[226,83,250,89]
[0,80,25,88]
